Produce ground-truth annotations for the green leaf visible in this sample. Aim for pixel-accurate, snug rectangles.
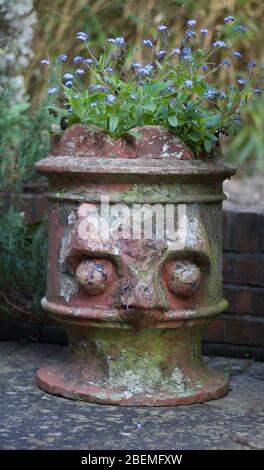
[206,115,221,128]
[155,61,164,71]
[11,102,30,114]
[168,115,178,127]
[143,104,156,113]
[204,138,212,153]
[188,132,200,142]
[126,129,143,139]
[109,115,119,134]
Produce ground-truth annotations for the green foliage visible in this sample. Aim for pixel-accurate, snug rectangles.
[27,0,264,171]
[0,84,54,191]
[226,97,264,172]
[45,21,263,155]
[0,85,52,317]
[0,209,47,317]
[0,85,29,190]
[14,98,53,189]
[0,0,35,90]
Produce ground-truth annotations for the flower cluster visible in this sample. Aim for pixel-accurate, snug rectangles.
[41,19,263,155]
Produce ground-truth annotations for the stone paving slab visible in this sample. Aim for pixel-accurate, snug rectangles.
[208,356,253,376]
[245,362,264,381]
[0,341,264,450]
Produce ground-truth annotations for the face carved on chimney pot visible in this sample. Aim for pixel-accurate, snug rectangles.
[60,203,212,327]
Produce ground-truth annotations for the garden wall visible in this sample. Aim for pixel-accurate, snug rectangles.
[204,200,264,359]
[0,189,263,358]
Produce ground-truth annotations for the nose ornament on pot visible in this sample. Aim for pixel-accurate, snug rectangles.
[122,282,158,310]
[167,260,201,297]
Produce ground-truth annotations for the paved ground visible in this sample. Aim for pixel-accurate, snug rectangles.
[0,341,264,450]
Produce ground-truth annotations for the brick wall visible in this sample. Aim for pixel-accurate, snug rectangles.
[0,183,48,224]
[204,201,264,356]
[1,190,264,357]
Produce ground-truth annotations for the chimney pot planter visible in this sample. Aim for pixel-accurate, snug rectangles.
[35,124,235,406]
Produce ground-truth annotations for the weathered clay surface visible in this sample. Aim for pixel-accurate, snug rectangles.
[51,124,195,159]
[167,260,202,297]
[35,125,235,406]
[37,321,228,406]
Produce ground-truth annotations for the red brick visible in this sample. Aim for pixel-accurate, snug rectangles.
[251,288,264,316]
[204,314,264,347]
[231,210,262,252]
[224,284,264,316]
[223,202,264,253]
[224,284,252,314]
[25,193,48,223]
[203,318,225,342]
[261,214,264,252]
[222,315,264,347]
[223,252,264,286]
[0,191,48,224]
[223,209,232,251]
